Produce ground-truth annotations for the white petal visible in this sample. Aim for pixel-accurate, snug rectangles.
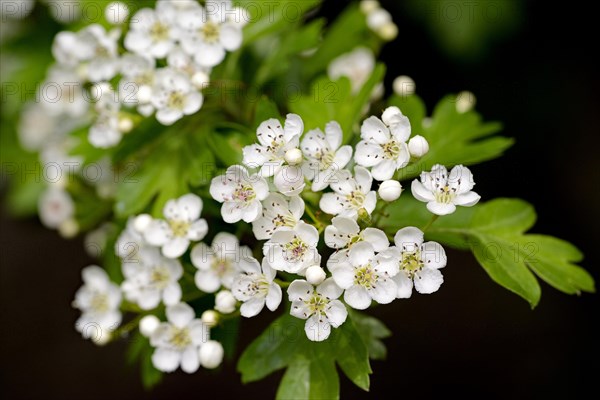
[371,159,396,181]
[152,348,181,372]
[181,346,200,373]
[187,219,208,241]
[190,243,212,270]
[354,166,372,193]
[319,193,344,215]
[373,253,399,277]
[287,279,313,302]
[195,270,222,293]
[324,225,347,249]
[252,177,270,200]
[266,283,282,311]
[326,299,348,327]
[362,228,389,252]
[289,196,305,220]
[284,113,304,139]
[421,241,447,269]
[427,201,456,216]
[388,113,411,142]
[188,320,208,346]
[256,118,284,147]
[410,180,435,202]
[137,289,161,310]
[354,141,383,167]
[162,237,190,258]
[363,191,377,215]
[325,120,343,150]
[333,145,353,169]
[219,23,242,51]
[183,92,203,115]
[360,116,391,144]
[414,268,444,294]
[392,272,413,299]
[166,302,195,328]
[454,191,481,207]
[238,256,261,274]
[144,220,171,246]
[305,314,331,341]
[240,298,265,317]
[448,165,475,194]
[348,241,374,266]
[316,278,343,299]
[221,201,244,223]
[242,201,262,223]
[369,277,397,304]
[162,283,182,305]
[262,258,276,281]
[394,227,424,248]
[195,42,225,67]
[82,266,109,288]
[242,144,268,168]
[156,108,183,125]
[344,285,371,310]
[290,300,311,319]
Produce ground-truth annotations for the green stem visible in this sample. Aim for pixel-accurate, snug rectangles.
[111,314,144,341]
[422,214,439,232]
[182,290,209,303]
[304,205,323,230]
[274,278,291,288]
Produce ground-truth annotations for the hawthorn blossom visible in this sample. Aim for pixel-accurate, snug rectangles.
[329,242,398,310]
[411,164,481,215]
[38,186,74,229]
[319,166,377,219]
[252,193,305,240]
[263,221,321,274]
[324,216,389,252]
[301,121,353,191]
[125,8,178,59]
[232,257,282,317]
[389,227,447,297]
[89,83,122,148]
[151,68,203,125]
[210,165,269,223]
[73,266,122,342]
[288,278,348,341]
[327,47,375,94]
[191,232,251,292]
[355,107,411,181]
[150,303,208,373]
[144,193,208,258]
[121,247,183,310]
[119,53,156,114]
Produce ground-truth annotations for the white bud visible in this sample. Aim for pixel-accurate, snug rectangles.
[133,214,152,233]
[139,315,160,337]
[306,266,326,285]
[378,180,403,202]
[456,91,476,113]
[215,290,236,314]
[201,310,219,327]
[58,218,79,238]
[137,85,152,104]
[360,0,380,14]
[408,135,429,158]
[393,75,416,97]
[367,8,392,30]
[105,2,129,25]
[199,340,224,369]
[378,22,398,41]
[381,106,402,126]
[118,116,133,133]
[284,148,303,165]
[192,71,210,89]
[91,330,111,346]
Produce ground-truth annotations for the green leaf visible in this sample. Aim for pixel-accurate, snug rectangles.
[383,197,595,307]
[238,312,372,399]
[351,311,391,361]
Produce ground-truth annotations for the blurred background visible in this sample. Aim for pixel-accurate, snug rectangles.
[1,0,598,398]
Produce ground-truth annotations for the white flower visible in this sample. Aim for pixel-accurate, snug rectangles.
[199,340,224,369]
[252,193,304,240]
[327,47,375,94]
[305,265,327,285]
[191,232,250,293]
[144,193,208,258]
[105,2,129,25]
[214,290,237,314]
[125,8,178,59]
[393,75,416,97]
[242,114,303,176]
[411,164,481,215]
[210,165,269,223]
[232,257,282,317]
[121,247,183,310]
[288,278,348,341]
[73,266,122,342]
[301,121,353,191]
[150,303,207,373]
[115,217,151,263]
[366,7,397,41]
[39,67,88,118]
[89,84,123,148]
[355,107,411,181]
[38,187,74,229]
[179,0,243,67]
[140,315,160,337]
[119,53,156,113]
[378,180,403,202]
[319,166,377,219]
[329,242,398,310]
[151,68,203,125]
[408,135,429,158]
[167,46,211,84]
[263,221,321,275]
[18,103,60,152]
[389,227,447,297]
[324,216,388,252]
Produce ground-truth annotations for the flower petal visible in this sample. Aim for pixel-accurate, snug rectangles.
[221,201,244,223]
[166,302,195,328]
[240,298,265,318]
[187,219,208,241]
[392,272,413,298]
[290,300,311,319]
[421,241,447,269]
[360,116,391,144]
[284,113,304,139]
[305,314,331,341]
[427,201,456,216]
[454,191,481,207]
[325,120,343,150]
[394,227,424,248]
[362,228,389,252]
[348,241,375,266]
[326,299,348,328]
[411,180,435,202]
[414,268,444,294]
[181,346,200,373]
[219,23,242,51]
[194,270,221,293]
[287,279,313,302]
[354,141,383,167]
[371,159,396,181]
[266,283,282,311]
[344,285,371,310]
[162,283,182,305]
[144,220,171,246]
[162,237,190,258]
[152,348,181,372]
[368,277,397,304]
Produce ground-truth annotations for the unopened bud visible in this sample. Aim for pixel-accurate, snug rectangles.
[456,91,476,113]
[215,290,236,314]
[284,148,303,165]
[140,315,160,337]
[199,340,224,369]
[306,266,326,285]
[201,310,219,327]
[378,180,403,202]
[408,135,429,158]
[133,214,152,233]
[105,2,129,25]
[393,75,415,97]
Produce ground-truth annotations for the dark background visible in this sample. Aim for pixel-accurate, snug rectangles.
[1,0,598,398]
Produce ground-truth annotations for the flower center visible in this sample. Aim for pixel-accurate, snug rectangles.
[241,275,270,297]
[150,265,171,289]
[284,236,308,262]
[346,190,365,208]
[169,327,191,349]
[95,45,110,59]
[168,219,190,237]
[306,293,329,315]
[150,22,170,42]
[201,21,220,43]
[272,212,296,228]
[382,140,401,159]
[234,184,256,203]
[354,264,377,289]
[137,71,154,86]
[167,91,186,110]
[90,292,109,313]
[211,258,232,277]
[401,251,423,278]
[434,185,456,204]
[318,150,336,170]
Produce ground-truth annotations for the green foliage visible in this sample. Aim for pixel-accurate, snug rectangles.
[350,311,392,361]
[126,332,163,390]
[383,197,595,307]
[238,312,375,399]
